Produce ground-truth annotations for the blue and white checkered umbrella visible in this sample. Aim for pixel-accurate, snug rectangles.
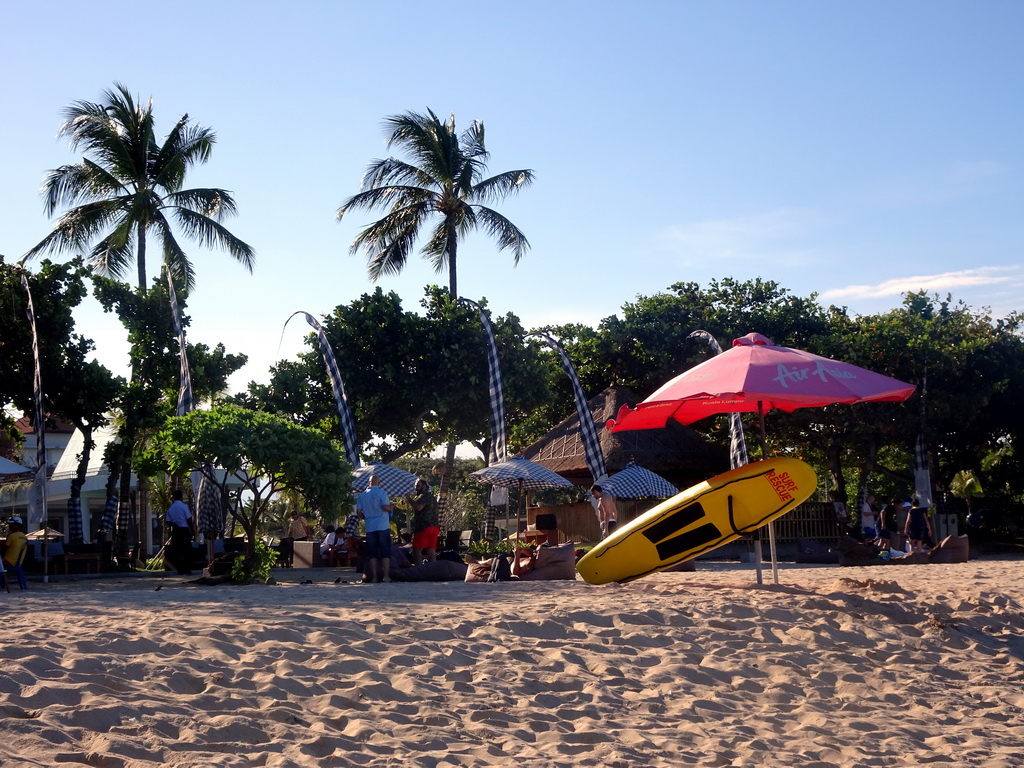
[470,455,575,491]
[352,461,417,497]
[603,461,678,499]
[471,456,574,541]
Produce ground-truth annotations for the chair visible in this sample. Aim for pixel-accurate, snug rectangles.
[329,536,361,568]
[1,546,28,592]
[458,530,473,550]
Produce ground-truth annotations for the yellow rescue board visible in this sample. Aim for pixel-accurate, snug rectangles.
[576,457,817,584]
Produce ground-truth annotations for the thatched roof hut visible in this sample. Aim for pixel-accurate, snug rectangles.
[522,385,728,489]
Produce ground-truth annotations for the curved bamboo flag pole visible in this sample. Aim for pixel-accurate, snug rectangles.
[166,266,222,540]
[687,330,749,469]
[459,299,509,532]
[283,311,361,468]
[20,269,50,580]
[529,331,608,529]
[529,332,608,486]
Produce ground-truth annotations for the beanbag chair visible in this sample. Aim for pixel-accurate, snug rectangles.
[391,559,468,582]
[518,542,577,581]
[929,535,969,564]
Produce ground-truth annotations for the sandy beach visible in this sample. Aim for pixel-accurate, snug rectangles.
[2,558,1024,767]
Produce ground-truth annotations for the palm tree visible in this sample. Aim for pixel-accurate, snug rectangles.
[25,83,254,291]
[949,469,983,516]
[338,108,534,521]
[24,83,254,554]
[337,108,533,298]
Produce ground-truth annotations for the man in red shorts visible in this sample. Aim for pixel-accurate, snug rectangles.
[406,477,439,565]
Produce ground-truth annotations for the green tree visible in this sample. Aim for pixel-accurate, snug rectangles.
[0,256,122,528]
[24,82,254,291]
[236,288,549,461]
[337,108,534,507]
[138,404,353,578]
[22,84,255,528]
[337,108,533,300]
[949,470,983,516]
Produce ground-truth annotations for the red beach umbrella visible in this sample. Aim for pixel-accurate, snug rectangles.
[609,333,916,433]
[608,333,916,584]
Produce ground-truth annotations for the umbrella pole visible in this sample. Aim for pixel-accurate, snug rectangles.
[757,402,779,585]
[515,481,524,545]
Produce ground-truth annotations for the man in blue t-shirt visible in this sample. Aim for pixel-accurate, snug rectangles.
[356,475,393,583]
[165,490,195,575]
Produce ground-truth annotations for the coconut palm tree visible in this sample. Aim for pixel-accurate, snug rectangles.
[337,108,533,298]
[24,84,254,552]
[338,109,533,520]
[24,83,254,291]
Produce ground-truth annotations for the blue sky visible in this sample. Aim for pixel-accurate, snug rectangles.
[2,1,1022,395]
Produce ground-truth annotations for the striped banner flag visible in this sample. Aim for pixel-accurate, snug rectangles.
[460,300,507,467]
[166,268,194,417]
[20,272,48,533]
[100,493,119,532]
[688,330,750,469]
[166,266,223,537]
[66,496,84,544]
[284,311,361,467]
[532,331,607,485]
[460,299,508,538]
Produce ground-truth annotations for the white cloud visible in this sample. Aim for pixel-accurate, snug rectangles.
[821,267,1019,301]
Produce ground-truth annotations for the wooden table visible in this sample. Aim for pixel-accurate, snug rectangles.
[520,529,551,546]
[64,552,103,575]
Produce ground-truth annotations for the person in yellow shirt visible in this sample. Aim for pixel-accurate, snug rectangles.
[3,516,28,569]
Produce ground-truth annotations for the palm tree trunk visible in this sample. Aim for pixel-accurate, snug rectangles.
[447,225,458,298]
[137,219,147,289]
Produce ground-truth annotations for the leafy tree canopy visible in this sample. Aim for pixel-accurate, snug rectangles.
[138,404,353,556]
[236,287,549,460]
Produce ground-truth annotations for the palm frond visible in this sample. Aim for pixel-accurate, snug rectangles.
[360,158,437,191]
[156,223,198,292]
[422,219,454,272]
[40,161,126,215]
[89,218,136,279]
[349,203,430,279]
[384,110,466,189]
[337,185,435,219]
[471,206,531,263]
[165,187,239,219]
[62,84,153,183]
[470,169,535,205]
[25,198,131,259]
[154,120,216,191]
[172,208,255,273]
[460,119,489,161]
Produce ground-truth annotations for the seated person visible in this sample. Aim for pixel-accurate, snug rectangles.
[3,516,28,569]
[512,546,537,578]
[280,510,311,566]
[319,525,341,558]
[465,542,578,582]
